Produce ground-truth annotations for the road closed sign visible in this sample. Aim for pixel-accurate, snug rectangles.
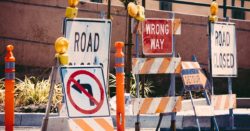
[210,22,237,77]
[63,18,111,85]
[60,66,110,118]
[142,19,173,56]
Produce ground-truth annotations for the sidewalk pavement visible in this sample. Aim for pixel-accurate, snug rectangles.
[1,109,250,129]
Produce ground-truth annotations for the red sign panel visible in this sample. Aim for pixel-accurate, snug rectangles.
[143,19,173,56]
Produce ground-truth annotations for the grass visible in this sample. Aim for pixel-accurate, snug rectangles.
[0,76,62,112]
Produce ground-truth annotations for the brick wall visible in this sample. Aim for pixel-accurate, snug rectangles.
[0,0,249,69]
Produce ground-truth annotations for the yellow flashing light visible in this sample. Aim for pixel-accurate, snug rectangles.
[55,37,69,54]
[128,2,138,18]
[209,1,218,22]
[68,0,79,8]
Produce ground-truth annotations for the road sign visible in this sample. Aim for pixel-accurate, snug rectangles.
[210,22,237,77]
[60,66,110,118]
[181,69,210,91]
[63,18,111,85]
[142,19,173,56]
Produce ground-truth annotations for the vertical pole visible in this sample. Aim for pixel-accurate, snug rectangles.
[135,31,141,131]
[107,0,111,19]
[208,21,215,131]
[115,42,125,131]
[228,78,234,129]
[125,16,133,93]
[208,22,220,131]
[189,91,201,131]
[223,0,227,18]
[5,45,15,131]
[170,14,176,131]
[225,17,234,130]
[41,58,59,131]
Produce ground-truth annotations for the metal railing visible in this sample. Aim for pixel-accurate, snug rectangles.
[155,0,250,19]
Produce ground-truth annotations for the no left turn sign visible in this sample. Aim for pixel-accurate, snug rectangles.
[60,66,110,118]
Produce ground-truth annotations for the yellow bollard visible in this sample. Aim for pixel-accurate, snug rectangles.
[5,45,15,131]
[115,42,125,131]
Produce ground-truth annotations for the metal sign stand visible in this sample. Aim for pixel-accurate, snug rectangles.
[156,13,177,131]
[134,19,141,131]
[208,20,220,131]
[182,55,219,131]
[41,58,60,131]
[225,17,235,130]
[169,14,177,131]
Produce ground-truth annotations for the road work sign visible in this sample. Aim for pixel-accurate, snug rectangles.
[60,66,110,118]
[181,69,210,91]
[210,22,237,77]
[63,18,111,85]
[142,19,173,56]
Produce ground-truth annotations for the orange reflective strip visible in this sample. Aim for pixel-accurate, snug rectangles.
[73,119,94,131]
[156,97,169,113]
[215,96,222,110]
[175,63,182,74]
[139,98,153,114]
[224,95,229,109]
[172,97,182,112]
[140,59,154,74]
[233,95,236,108]
[158,58,170,73]
[95,118,114,131]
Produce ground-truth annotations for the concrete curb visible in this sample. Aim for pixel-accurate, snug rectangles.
[1,113,250,130]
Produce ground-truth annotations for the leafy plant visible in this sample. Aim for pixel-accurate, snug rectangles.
[14,76,62,107]
[109,73,154,97]
[0,76,62,110]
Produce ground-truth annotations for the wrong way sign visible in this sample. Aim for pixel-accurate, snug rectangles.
[63,18,111,85]
[60,66,110,118]
[210,22,237,77]
[142,19,173,56]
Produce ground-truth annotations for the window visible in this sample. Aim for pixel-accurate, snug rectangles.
[159,1,172,11]
[91,0,102,3]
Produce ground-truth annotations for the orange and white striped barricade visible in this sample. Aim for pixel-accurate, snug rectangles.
[69,117,114,131]
[211,94,236,110]
[132,57,181,75]
[132,96,182,115]
[46,116,114,131]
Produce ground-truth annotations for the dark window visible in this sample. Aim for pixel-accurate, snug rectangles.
[159,1,172,11]
[231,0,245,20]
[91,0,102,3]
[232,9,245,20]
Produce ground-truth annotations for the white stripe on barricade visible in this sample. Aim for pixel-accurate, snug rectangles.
[211,94,236,110]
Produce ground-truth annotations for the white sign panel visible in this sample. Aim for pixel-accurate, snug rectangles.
[63,18,111,85]
[211,22,237,77]
[60,66,110,118]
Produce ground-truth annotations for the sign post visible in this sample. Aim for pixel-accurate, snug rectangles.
[210,21,237,129]
[63,18,112,87]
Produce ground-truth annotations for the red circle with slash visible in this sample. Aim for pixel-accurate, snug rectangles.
[66,70,104,114]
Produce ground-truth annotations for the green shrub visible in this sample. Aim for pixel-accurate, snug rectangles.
[0,76,62,109]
